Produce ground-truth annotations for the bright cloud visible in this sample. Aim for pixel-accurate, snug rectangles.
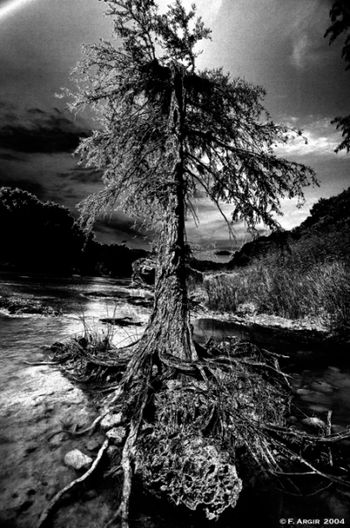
[288,0,330,70]
[277,117,346,158]
[0,0,35,22]
[291,34,311,69]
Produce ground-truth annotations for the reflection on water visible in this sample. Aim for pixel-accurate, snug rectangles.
[0,273,149,374]
[193,316,350,428]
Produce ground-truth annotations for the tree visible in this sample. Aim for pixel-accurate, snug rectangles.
[65,1,320,524]
[325,0,350,152]
[70,0,315,364]
[0,186,85,272]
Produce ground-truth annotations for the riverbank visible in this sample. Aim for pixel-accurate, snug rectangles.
[1,273,350,527]
[0,351,114,528]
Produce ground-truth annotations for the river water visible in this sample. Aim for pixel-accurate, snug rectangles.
[0,272,150,363]
[1,272,350,527]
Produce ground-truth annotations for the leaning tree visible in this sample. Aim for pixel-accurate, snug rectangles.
[70,0,316,366]
[49,1,349,526]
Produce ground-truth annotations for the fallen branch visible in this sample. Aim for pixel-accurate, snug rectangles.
[36,439,109,528]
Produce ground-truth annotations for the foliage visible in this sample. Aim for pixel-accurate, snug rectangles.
[205,188,350,329]
[228,187,350,269]
[0,186,145,276]
[299,186,350,232]
[68,0,317,234]
[50,321,127,389]
[325,1,350,68]
[0,187,85,272]
[325,1,350,152]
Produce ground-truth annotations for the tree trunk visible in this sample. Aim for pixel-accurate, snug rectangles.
[125,67,197,382]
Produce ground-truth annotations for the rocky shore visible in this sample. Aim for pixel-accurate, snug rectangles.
[0,353,114,528]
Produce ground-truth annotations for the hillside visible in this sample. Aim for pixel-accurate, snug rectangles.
[228,187,350,269]
[204,188,350,330]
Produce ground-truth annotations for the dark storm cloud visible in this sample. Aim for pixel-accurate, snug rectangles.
[0,106,90,154]
[0,0,347,247]
[0,153,24,161]
[93,217,151,248]
[58,167,102,184]
[0,174,45,197]
[96,219,142,238]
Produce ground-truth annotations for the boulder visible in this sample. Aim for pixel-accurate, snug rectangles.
[101,412,123,430]
[64,449,92,471]
[106,426,127,444]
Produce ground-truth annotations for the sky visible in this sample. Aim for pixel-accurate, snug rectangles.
[0,0,349,249]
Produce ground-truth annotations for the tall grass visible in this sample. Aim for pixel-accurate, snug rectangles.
[204,257,350,331]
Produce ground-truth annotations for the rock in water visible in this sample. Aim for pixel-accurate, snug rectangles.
[106,426,127,444]
[64,449,92,471]
[101,412,123,430]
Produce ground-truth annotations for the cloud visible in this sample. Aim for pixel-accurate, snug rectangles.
[58,167,102,184]
[291,34,311,69]
[93,217,151,249]
[0,173,45,196]
[0,152,24,161]
[288,0,335,70]
[0,106,89,153]
[277,116,347,157]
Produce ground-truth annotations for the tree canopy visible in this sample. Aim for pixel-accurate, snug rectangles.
[69,0,316,236]
[325,0,350,153]
[0,187,85,272]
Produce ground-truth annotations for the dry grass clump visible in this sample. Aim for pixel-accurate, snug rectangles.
[204,258,350,331]
[50,324,133,389]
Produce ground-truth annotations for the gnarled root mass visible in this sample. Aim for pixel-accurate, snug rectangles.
[45,336,350,528]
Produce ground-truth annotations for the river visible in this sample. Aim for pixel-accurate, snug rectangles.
[0,272,349,527]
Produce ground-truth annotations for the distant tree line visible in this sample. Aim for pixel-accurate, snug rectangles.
[0,187,146,275]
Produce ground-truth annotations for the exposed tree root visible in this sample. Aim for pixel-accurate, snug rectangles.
[37,439,109,528]
[72,413,107,436]
[105,420,139,528]
[46,335,350,528]
[23,361,59,366]
[46,414,107,442]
